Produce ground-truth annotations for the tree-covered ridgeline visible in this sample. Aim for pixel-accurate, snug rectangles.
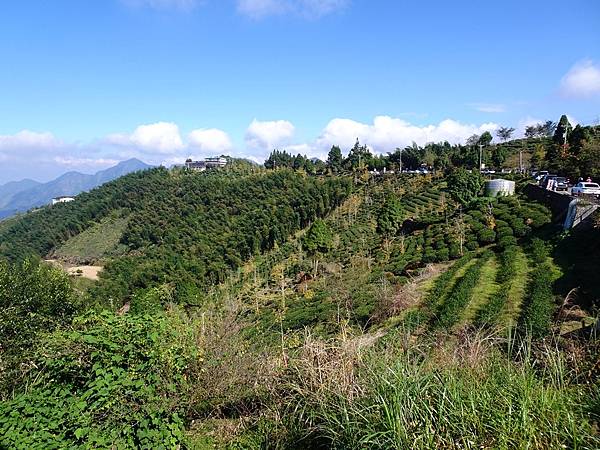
[264,116,600,180]
[0,167,353,302]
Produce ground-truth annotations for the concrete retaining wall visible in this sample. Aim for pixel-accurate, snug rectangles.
[523,183,573,222]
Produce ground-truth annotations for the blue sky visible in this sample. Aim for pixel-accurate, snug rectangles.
[0,0,599,183]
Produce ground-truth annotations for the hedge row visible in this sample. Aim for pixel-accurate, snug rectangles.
[435,251,494,329]
[519,263,555,338]
[422,252,475,308]
[475,246,518,326]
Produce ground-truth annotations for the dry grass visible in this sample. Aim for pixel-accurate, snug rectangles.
[385,263,450,318]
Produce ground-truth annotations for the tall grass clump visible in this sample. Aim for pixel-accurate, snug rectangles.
[475,245,518,326]
[269,333,599,449]
[435,250,494,328]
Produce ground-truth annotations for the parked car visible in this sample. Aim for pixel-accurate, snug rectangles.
[535,170,549,181]
[539,174,558,188]
[554,177,569,192]
[572,182,600,197]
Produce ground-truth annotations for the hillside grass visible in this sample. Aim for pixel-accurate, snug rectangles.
[460,252,499,327]
[246,332,599,450]
[501,247,530,326]
[51,212,129,263]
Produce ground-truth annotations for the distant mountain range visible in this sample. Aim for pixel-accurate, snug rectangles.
[0,158,152,220]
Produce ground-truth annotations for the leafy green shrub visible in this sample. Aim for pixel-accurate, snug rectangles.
[477,228,496,244]
[449,244,461,259]
[476,246,517,326]
[423,248,437,263]
[519,263,555,338]
[530,238,550,264]
[423,253,474,308]
[466,240,480,251]
[0,310,197,448]
[469,221,485,232]
[0,259,80,392]
[511,221,530,237]
[433,238,446,250]
[469,210,484,221]
[435,251,493,328]
[497,235,518,249]
[377,194,404,237]
[435,248,449,262]
[496,226,513,238]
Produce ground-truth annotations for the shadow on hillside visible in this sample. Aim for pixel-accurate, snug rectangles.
[552,224,600,312]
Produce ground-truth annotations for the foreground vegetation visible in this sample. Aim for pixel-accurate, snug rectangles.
[1,133,599,448]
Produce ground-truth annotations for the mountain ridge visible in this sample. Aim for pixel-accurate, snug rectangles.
[0,158,152,219]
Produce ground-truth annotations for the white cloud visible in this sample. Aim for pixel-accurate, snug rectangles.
[0,130,63,150]
[106,122,184,154]
[314,116,499,155]
[245,119,295,150]
[188,128,233,153]
[0,130,119,183]
[53,156,121,167]
[469,103,506,113]
[560,59,600,98]
[237,0,347,19]
[0,116,506,183]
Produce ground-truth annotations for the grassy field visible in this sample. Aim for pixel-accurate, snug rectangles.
[461,253,499,326]
[500,247,530,326]
[50,212,129,264]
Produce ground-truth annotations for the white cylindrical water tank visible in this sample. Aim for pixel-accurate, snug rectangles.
[485,179,515,197]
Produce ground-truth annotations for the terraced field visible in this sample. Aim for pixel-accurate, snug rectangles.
[401,241,560,337]
[402,184,448,217]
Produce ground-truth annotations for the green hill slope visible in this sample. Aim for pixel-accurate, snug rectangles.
[0,166,353,303]
[1,166,599,449]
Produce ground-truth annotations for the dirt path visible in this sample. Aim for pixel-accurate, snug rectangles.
[45,259,103,281]
[66,265,103,280]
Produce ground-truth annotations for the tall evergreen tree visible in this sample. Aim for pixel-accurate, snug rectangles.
[553,115,573,147]
[326,146,343,173]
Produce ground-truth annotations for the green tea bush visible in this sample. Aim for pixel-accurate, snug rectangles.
[497,235,518,250]
[435,251,493,328]
[469,220,485,232]
[496,226,513,238]
[449,244,461,259]
[423,253,474,308]
[520,263,555,338]
[476,246,517,326]
[511,221,530,237]
[435,248,449,262]
[530,238,550,264]
[466,240,480,251]
[477,228,496,244]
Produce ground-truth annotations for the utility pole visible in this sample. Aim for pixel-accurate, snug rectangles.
[398,148,402,173]
[519,141,524,173]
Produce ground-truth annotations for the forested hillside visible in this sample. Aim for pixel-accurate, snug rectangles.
[0,144,599,448]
